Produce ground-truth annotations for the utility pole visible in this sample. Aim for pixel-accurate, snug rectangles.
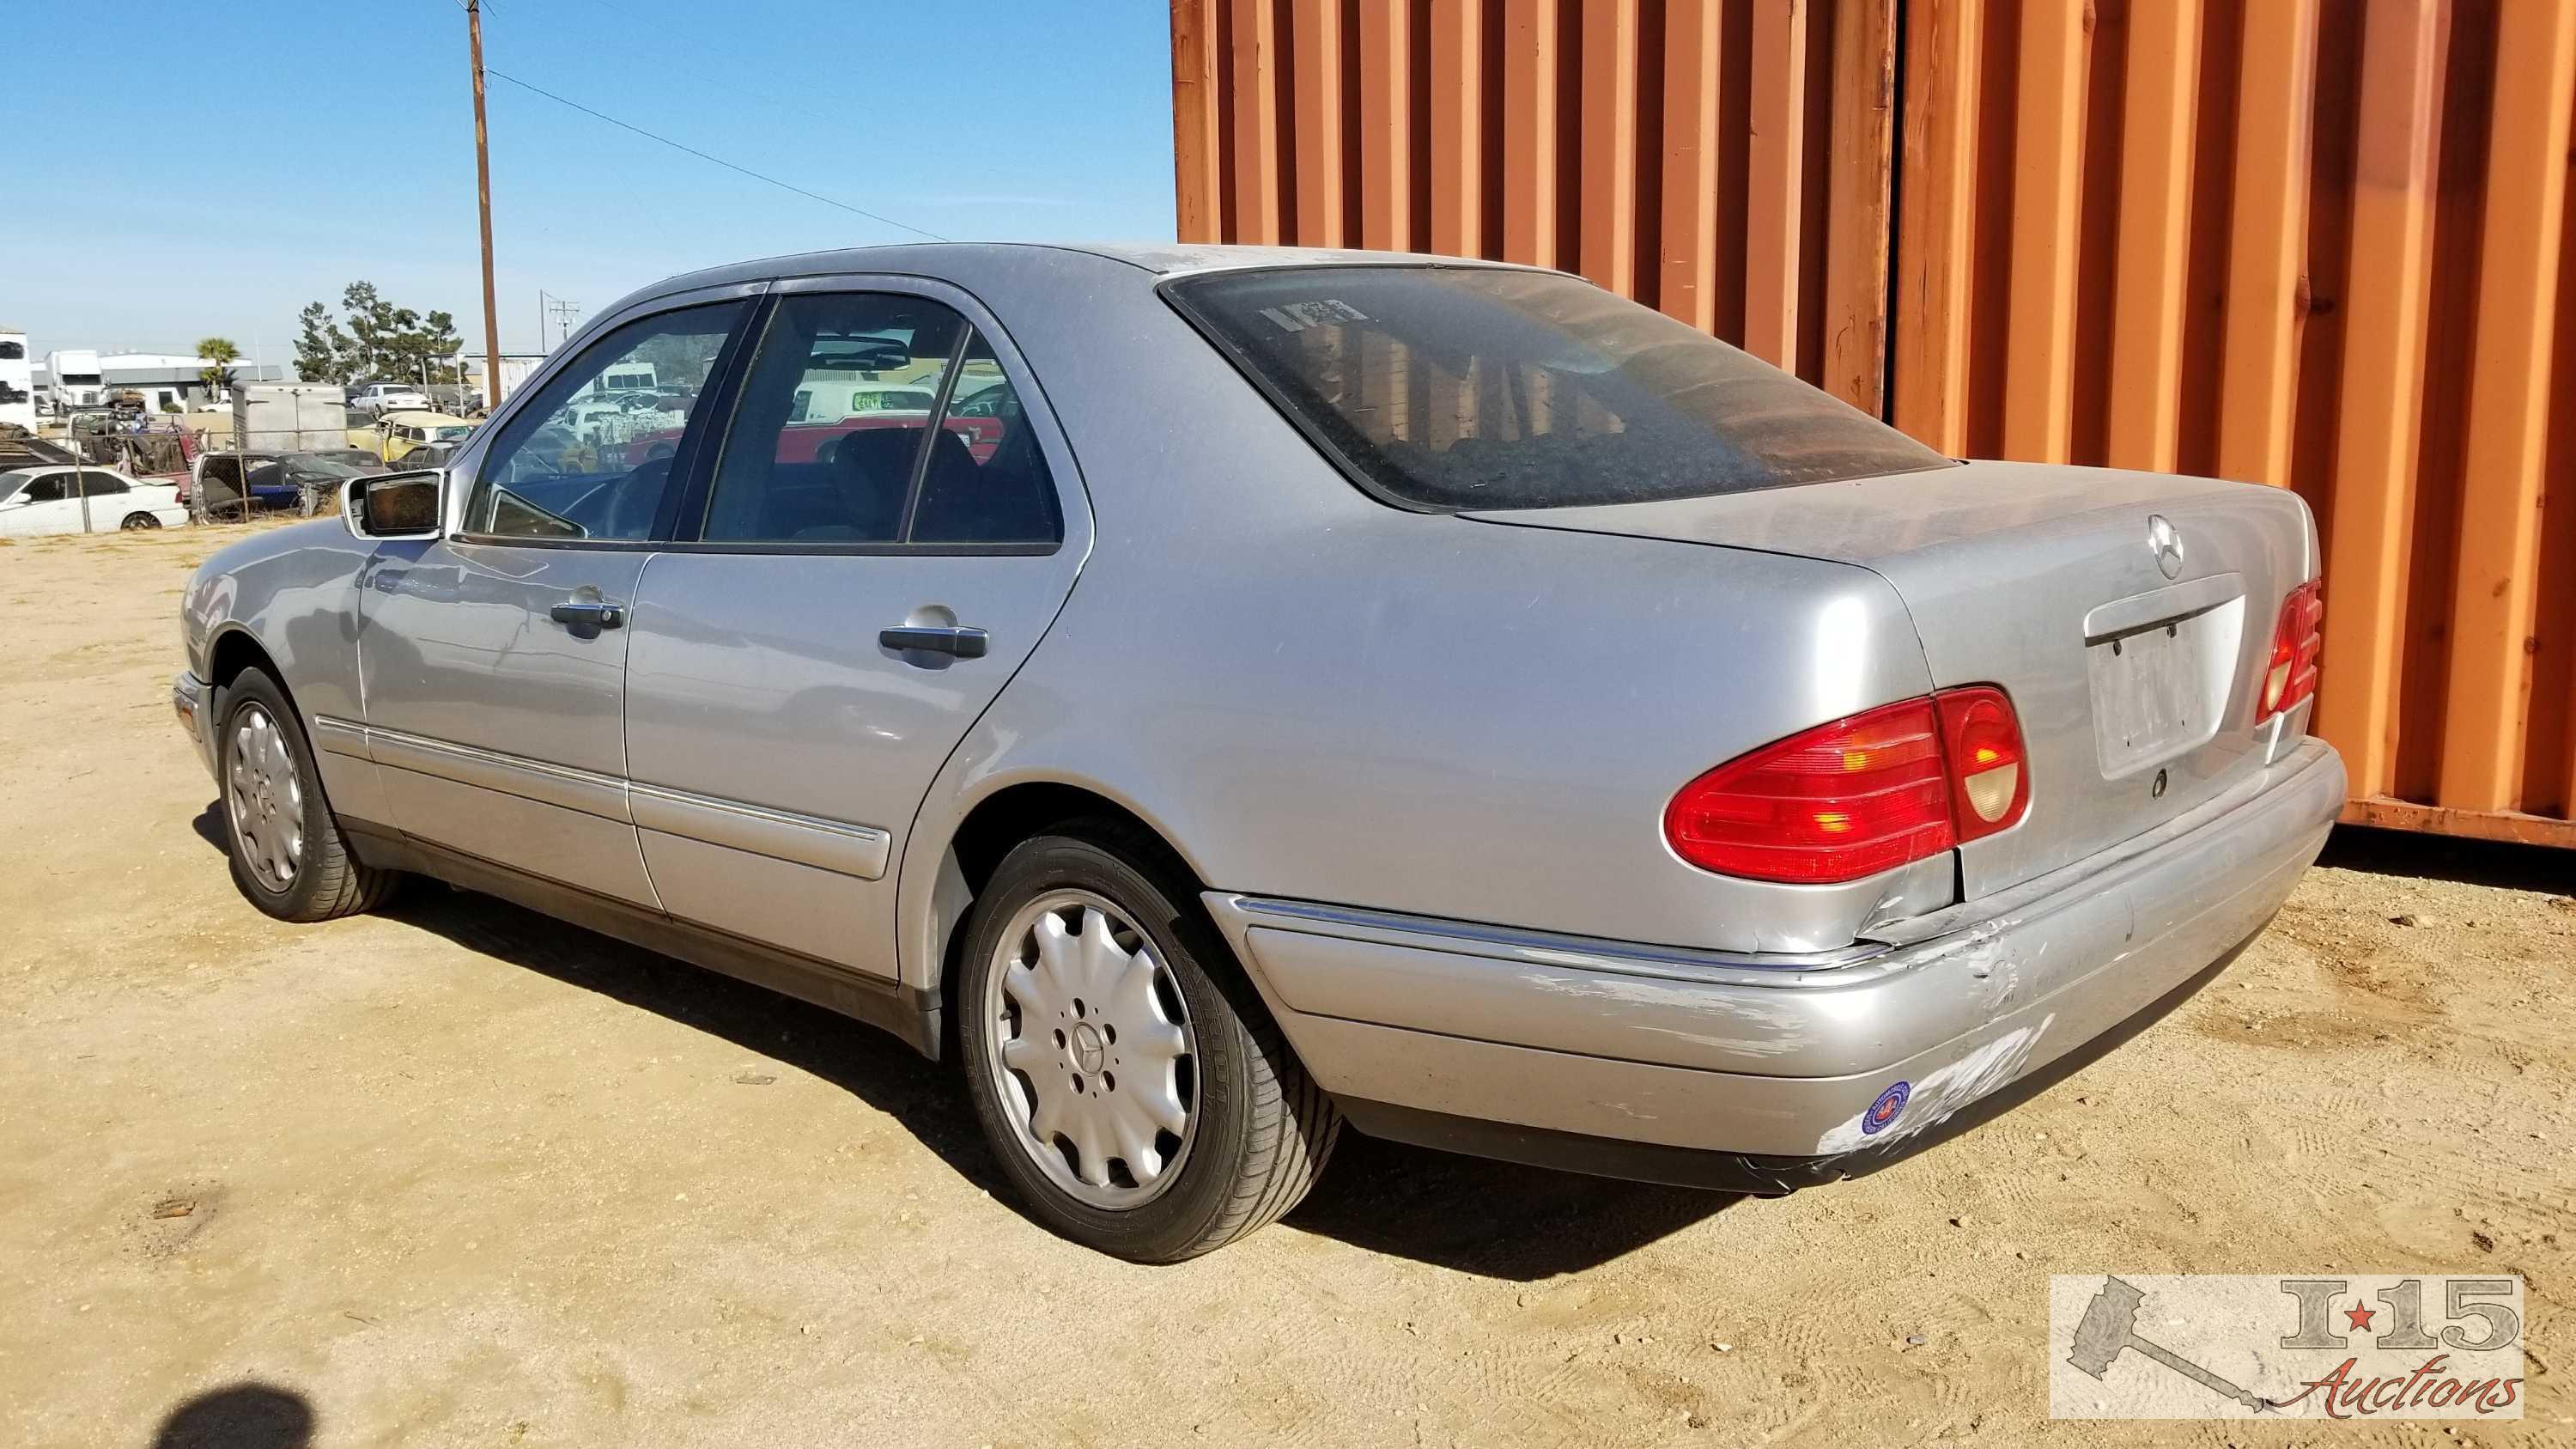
[469,0,502,411]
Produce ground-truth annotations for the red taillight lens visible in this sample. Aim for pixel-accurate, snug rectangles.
[1666,687,2033,884]
[1934,685,2031,843]
[1662,697,1957,885]
[2257,579,2324,725]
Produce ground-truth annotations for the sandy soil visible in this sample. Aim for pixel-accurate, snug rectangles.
[1,524,2570,1448]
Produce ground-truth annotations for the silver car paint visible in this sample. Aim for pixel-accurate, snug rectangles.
[179,241,2343,1166]
[1474,460,2322,897]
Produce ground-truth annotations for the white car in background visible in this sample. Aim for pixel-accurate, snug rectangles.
[0,466,188,536]
[349,383,433,417]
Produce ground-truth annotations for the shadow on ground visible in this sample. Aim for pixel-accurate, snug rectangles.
[187,804,1728,1275]
[2320,822,2575,895]
[151,1382,312,1448]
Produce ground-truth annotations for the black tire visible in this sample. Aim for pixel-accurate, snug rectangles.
[957,822,1340,1262]
[120,512,160,530]
[216,667,398,922]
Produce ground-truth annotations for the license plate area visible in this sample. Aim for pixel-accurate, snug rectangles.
[2086,603,2235,778]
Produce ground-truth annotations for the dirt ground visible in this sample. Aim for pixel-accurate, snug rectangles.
[2,524,2571,1448]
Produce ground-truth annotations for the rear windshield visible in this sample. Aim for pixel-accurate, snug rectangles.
[1168,265,1952,510]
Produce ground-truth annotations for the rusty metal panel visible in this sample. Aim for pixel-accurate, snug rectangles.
[1168,0,2576,848]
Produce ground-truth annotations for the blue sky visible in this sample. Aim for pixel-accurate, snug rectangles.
[5,1,1176,364]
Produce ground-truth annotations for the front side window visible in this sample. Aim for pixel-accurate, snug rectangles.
[698,293,1059,548]
[465,301,746,541]
[1168,266,1953,511]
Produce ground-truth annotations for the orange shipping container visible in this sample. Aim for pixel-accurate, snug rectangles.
[1170,0,2576,849]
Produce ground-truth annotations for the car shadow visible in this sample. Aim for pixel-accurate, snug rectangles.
[185,804,1734,1275]
[151,1381,313,1448]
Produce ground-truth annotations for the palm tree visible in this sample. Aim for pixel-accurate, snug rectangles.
[195,338,242,404]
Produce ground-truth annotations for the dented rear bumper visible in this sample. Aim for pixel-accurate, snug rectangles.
[1204,737,2344,1188]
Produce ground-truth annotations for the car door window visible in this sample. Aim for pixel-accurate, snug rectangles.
[21,476,64,503]
[465,301,748,542]
[700,293,965,544]
[699,294,1060,548]
[907,330,1061,545]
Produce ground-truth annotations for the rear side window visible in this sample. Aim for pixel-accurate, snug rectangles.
[1168,265,1952,510]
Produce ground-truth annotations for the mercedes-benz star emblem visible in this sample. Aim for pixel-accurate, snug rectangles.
[2148,514,2184,580]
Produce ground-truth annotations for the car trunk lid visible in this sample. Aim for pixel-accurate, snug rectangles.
[1465,460,2320,898]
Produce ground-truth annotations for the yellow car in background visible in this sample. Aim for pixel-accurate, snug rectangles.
[373,411,476,465]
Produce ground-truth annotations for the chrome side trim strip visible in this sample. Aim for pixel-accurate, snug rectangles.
[629,782,891,881]
[367,725,631,822]
[1220,896,1893,981]
[343,723,894,879]
[309,714,371,759]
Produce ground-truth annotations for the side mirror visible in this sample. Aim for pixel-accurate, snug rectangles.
[343,469,444,539]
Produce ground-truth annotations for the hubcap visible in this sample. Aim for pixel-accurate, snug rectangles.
[226,703,304,892]
[982,890,1197,1209]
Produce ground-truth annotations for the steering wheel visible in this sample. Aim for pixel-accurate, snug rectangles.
[596,456,671,539]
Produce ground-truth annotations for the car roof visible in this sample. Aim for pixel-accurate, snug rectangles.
[616,241,1546,317]
[379,410,471,425]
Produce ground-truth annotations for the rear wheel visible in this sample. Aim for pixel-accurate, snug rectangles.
[120,512,160,530]
[218,667,398,922]
[957,824,1340,1261]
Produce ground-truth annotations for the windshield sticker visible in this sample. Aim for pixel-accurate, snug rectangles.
[1260,299,1371,332]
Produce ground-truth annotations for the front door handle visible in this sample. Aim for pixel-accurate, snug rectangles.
[879,624,987,659]
[549,596,627,630]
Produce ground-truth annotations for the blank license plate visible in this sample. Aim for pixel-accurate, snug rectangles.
[2087,622,2202,776]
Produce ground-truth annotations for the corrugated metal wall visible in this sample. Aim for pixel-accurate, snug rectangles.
[1171,0,2576,849]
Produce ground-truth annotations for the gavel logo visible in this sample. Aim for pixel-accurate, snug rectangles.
[2065,1276,2273,1412]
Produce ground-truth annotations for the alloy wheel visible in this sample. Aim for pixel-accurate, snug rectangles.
[227,703,304,891]
[981,890,1199,1209]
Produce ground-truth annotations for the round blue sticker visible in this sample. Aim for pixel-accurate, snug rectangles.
[1862,1081,1911,1136]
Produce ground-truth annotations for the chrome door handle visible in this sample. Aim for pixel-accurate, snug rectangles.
[879,624,987,659]
[549,597,626,630]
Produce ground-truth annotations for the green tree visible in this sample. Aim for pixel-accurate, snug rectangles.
[295,302,358,384]
[297,284,466,386]
[195,338,241,401]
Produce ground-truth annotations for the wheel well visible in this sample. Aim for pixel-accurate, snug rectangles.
[946,782,1199,898]
[205,630,307,734]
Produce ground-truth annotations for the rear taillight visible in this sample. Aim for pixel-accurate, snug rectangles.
[1665,687,2032,885]
[1934,685,2031,843]
[2257,578,2324,725]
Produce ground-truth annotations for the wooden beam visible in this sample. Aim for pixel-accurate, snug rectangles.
[1890,0,1981,454]
[2001,0,2087,462]
[2103,0,2202,472]
[2313,0,2443,800]
[1743,0,1808,368]
[2214,0,2320,485]
[2438,0,2576,810]
[1822,0,1898,412]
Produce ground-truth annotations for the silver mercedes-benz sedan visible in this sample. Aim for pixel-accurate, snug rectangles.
[174,243,2342,1260]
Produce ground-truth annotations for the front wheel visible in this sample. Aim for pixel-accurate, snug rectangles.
[217,667,398,922]
[957,824,1340,1262]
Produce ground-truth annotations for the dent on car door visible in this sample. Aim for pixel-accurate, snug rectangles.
[622,286,1084,976]
[355,299,754,904]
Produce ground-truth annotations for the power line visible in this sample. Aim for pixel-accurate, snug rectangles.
[480,66,947,242]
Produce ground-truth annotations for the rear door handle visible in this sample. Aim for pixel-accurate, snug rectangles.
[549,597,626,630]
[879,625,987,659]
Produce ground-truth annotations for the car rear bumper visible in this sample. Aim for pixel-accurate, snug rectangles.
[1203,736,2344,1187]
